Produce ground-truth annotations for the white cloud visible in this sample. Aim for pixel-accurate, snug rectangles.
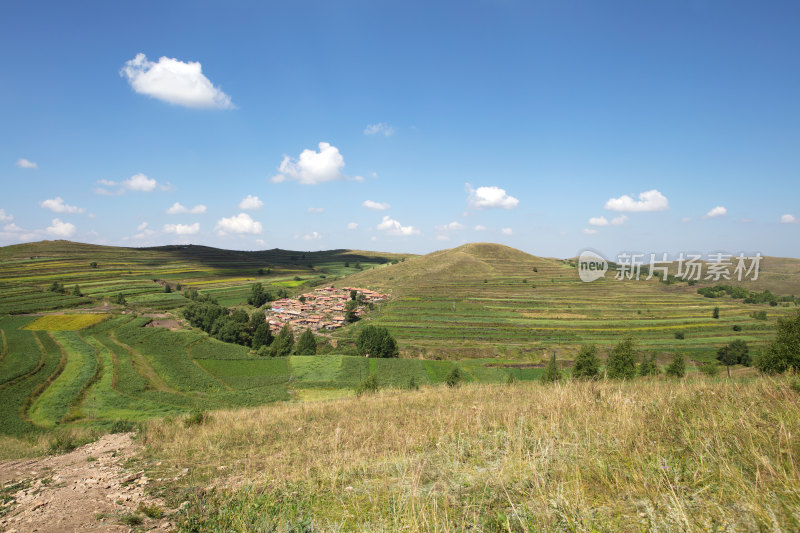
[0,209,13,222]
[588,214,628,226]
[364,123,394,136]
[166,202,206,215]
[353,175,364,182]
[435,235,450,241]
[307,207,325,213]
[781,214,798,224]
[239,195,263,210]
[583,228,598,235]
[604,189,669,212]
[466,184,519,210]
[681,217,692,223]
[362,200,390,211]
[347,222,358,230]
[377,216,419,236]
[256,239,267,246]
[4,223,22,232]
[163,222,200,235]
[96,173,161,194]
[46,218,76,238]
[501,227,513,235]
[473,225,487,231]
[39,197,86,214]
[137,222,148,231]
[271,142,345,185]
[120,53,234,109]
[15,158,37,169]
[704,206,727,218]
[215,213,262,235]
[436,221,465,231]
[303,231,322,241]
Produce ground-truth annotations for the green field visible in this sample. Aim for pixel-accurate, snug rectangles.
[0,240,796,441]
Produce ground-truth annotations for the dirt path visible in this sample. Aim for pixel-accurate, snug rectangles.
[0,433,173,532]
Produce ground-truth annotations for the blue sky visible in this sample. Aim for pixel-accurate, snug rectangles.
[1,0,799,258]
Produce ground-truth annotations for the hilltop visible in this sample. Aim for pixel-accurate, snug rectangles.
[334,243,800,359]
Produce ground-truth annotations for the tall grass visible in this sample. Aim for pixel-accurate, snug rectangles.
[141,377,800,531]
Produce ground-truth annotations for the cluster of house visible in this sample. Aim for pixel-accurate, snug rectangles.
[266,286,387,333]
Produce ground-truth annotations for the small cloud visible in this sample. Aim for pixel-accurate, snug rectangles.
[271,142,346,185]
[215,213,262,235]
[137,222,148,231]
[588,214,627,226]
[239,195,264,210]
[96,173,161,194]
[45,218,76,238]
[163,222,200,235]
[364,123,394,136]
[466,184,519,210]
[704,206,727,218]
[781,214,798,224]
[307,207,325,213]
[436,221,465,231]
[303,231,322,241]
[377,216,419,236]
[501,227,513,235]
[604,189,669,212]
[166,202,206,215]
[347,222,358,230]
[473,225,487,231]
[681,217,692,223]
[4,223,22,232]
[39,197,86,214]
[583,228,598,235]
[0,209,13,222]
[435,235,450,241]
[362,200,390,211]
[120,53,234,109]
[256,239,267,246]
[15,158,38,169]
[353,175,364,182]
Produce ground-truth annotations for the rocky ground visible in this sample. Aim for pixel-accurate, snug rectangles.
[0,433,173,532]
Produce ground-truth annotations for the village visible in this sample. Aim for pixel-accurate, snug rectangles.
[266,286,388,333]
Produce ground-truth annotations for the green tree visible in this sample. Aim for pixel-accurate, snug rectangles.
[756,311,800,374]
[572,344,599,379]
[90,261,98,268]
[296,328,317,355]
[606,337,638,379]
[270,325,295,357]
[72,284,82,297]
[638,353,660,377]
[712,307,720,319]
[356,325,399,358]
[540,353,562,383]
[248,282,271,307]
[716,340,751,377]
[252,323,273,351]
[350,289,357,301]
[164,284,172,293]
[345,299,359,324]
[665,353,686,378]
[249,310,266,331]
[114,293,126,305]
[445,367,463,387]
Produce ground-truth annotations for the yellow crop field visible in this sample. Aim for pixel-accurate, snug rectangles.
[24,314,110,331]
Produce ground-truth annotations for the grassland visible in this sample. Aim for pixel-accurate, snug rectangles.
[335,243,799,359]
[138,377,800,532]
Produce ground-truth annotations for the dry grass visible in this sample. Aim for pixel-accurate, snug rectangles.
[141,377,800,531]
[24,314,109,331]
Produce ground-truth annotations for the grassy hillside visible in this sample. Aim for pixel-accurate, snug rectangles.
[334,243,799,359]
[140,377,800,532]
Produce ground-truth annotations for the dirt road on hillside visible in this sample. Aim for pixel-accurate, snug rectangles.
[0,433,173,532]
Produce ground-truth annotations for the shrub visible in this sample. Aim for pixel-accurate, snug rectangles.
[674,331,685,340]
[755,311,800,375]
[184,410,209,427]
[732,325,742,332]
[445,367,463,387]
[712,307,720,319]
[110,420,136,434]
[356,326,399,358]
[700,361,720,376]
[665,353,686,378]
[138,503,164,519]
[295,328,317,355]
[408,376,420,390]
[540,355,562,383]
[639,353,660,377]
[572,344,599,380]
[606,337,638,380]
[355,375,379,396]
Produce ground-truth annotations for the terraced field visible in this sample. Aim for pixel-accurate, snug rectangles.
[335,243,799,358]
[0,313,537,437]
